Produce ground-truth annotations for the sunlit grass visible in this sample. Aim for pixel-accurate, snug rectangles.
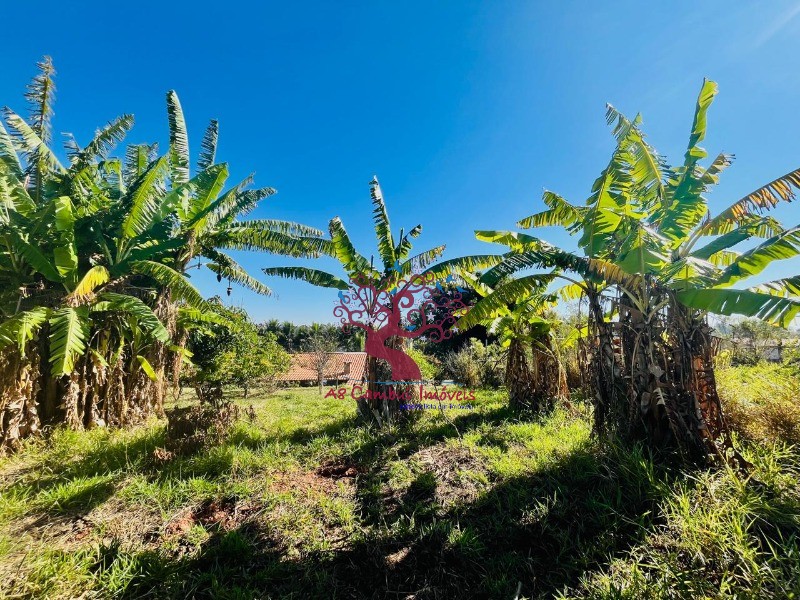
[718,362,800,445]
[0,378,798,598]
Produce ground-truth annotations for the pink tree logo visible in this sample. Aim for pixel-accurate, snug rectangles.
[334,272,465,382]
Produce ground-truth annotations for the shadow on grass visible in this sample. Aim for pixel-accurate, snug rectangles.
[1,427,166,517]
[346,405,515,465]
[1,397,522,531]
[88,442,672,600]
[221,403,515,479]
[9,397,666,598]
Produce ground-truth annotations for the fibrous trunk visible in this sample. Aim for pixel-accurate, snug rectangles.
[506,339,532,412]
[0,291,177,453]
[666,297,743,465]
[356,335,418,428]
[0,347,40,452]
[585,290,626,438]
[530,335,567,413]
[587,284,741,466]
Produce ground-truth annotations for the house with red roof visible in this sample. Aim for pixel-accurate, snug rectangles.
[277,352,368,386]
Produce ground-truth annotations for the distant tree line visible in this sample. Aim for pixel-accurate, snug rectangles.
[258,320,364,353]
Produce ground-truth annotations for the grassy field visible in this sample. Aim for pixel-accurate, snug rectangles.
[0,375,799,599]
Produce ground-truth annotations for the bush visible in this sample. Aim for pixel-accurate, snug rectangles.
[782,345,800,366]
[187,299,290,399]
[165,401,240,455]
[476,342,506,387]
[439,339,505,388]
[441,346,481,387]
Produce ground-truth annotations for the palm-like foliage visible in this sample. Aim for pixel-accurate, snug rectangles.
[263,176,500,426]
[508,82,800,318]
[161,91,325,296]
[264,176,500,291]
[541,81,800,324]
[456,266,568,411]
[0,117,195,380]
[0,59,322,447]
[476,80,800,464]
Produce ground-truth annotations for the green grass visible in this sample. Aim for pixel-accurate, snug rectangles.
[718,362,800,445]
[0,380,798,599]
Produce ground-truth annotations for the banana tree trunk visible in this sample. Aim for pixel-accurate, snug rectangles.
[506,339,532,412]
[530,334,567,413]
[618,292,674,446]
[104,358,127,427]
[356,335,418,428]
[593,284,745,466]
[170,327,189,400]
[666,297,743,464]
[119,290,175,424]
[0,348,40,453]
[1,289,177,449]
[586,289,625,437]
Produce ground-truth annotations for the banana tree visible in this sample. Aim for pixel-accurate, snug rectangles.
[264,176,500,426]
[480,79,800,463]
[160,91,327,285]
[0,83,193,442]
[455,265,569,412]
[154,91,327,392]
[593,82,800,460]
[0,181,183,443]
[0,58,319,448]
[469,233,638,432]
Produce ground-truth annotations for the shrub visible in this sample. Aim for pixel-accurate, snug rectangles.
[441,346,481,387]
[187,299,290,400]
[165,400,240,455]
[782,345,800,366]
[476,342,506,388]
[439,339,505,387]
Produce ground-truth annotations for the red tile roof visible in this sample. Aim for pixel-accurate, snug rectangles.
[278,352,368,383]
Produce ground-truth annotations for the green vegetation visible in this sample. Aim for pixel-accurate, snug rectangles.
[263,176,499,426]
[2,57,800,599]
[473,79,800,462]
[718,362,800,446]
[0,59,321,450]
[0,375,797,599]
[456,270,572,411]
[260,321,364,353]
[185,299,290,402]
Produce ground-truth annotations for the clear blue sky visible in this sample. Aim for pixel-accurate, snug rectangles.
[3,1,800,324]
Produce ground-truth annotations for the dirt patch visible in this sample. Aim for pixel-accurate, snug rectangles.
[371,444,491,524]
[262,468,358,552]
[413,444,490,508]
[315,460,360,479]
[0,458,40,486]
[165,497,262,536]
[12,513,94,550]
[269,467,358,497]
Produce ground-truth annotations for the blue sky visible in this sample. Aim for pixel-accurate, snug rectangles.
[3,1,800,324]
